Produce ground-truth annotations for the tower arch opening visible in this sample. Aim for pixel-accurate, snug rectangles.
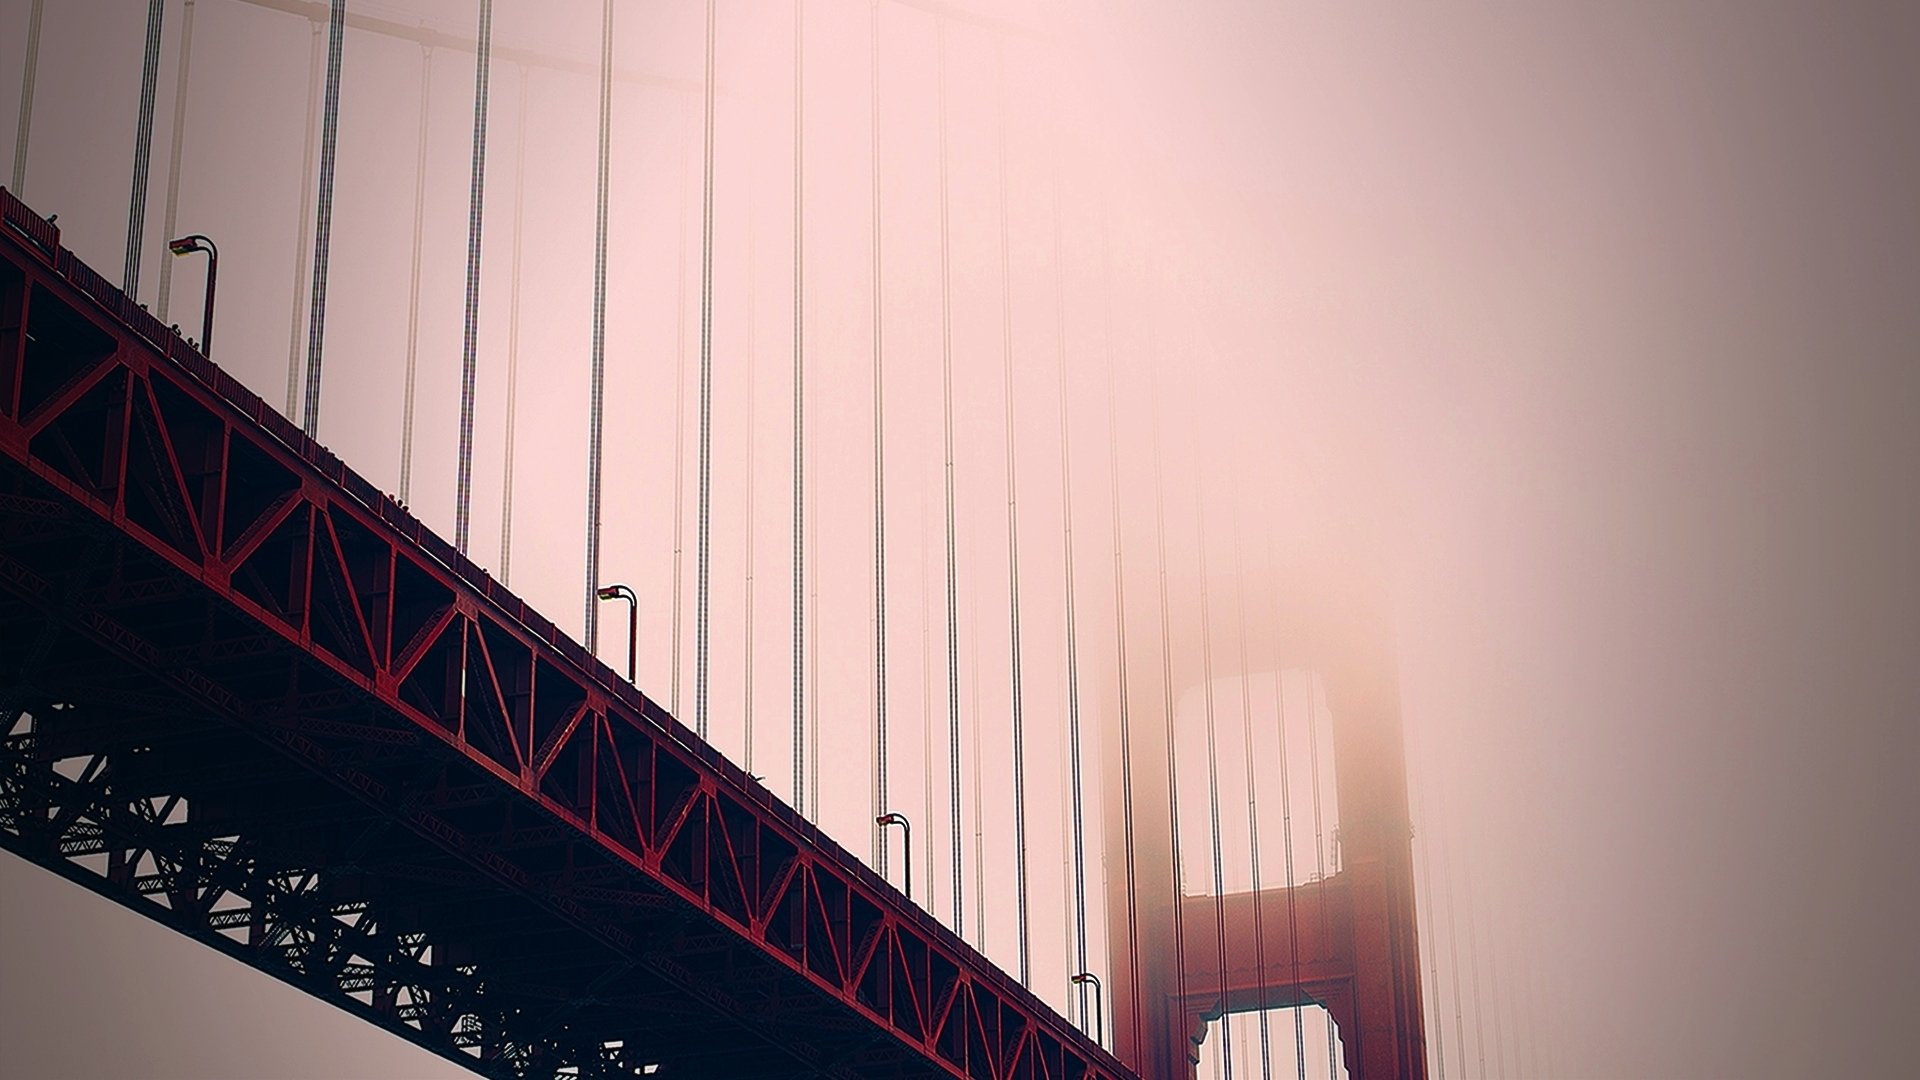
[1197,1004,1350,1080]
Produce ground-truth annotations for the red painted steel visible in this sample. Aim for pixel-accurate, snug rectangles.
[1094,552,1429,1074]
[0,187,1133,1080]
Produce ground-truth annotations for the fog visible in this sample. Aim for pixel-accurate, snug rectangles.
[2,1,1917,1077]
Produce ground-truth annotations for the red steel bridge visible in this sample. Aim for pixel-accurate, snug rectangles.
[0,176,1431,1078]
[0,190,1146,1080]
[0,4,1445,1077]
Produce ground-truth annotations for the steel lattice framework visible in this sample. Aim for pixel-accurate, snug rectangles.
[0,188,1132,1080]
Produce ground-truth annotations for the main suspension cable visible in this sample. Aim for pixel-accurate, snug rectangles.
[499,64,528,585]
[10,0,45,195]
[694,0,718,739]
[454,0,495,554]
[398,47,433,506]
[300,0,347,438]
[284,23,323,418]
[991,39,1032,987]
[155,0,199,325]
[868,0,891,876]
[935,18,965,935]
[124,0,166,297]
[582,0,614,650]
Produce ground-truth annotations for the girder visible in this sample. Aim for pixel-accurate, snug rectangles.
[0,188,1130,1080]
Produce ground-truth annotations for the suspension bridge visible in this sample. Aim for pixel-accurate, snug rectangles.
[0,2,1498,1077]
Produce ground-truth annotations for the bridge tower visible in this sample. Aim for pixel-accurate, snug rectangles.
[1098,562,1429,1079]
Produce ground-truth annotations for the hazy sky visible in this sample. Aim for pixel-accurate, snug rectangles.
[2,2,1917,1078]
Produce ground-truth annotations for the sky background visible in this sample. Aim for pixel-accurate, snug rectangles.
[2,1,1918,1077]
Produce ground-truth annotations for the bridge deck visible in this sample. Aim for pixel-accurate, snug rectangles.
[0,188,1130,1080]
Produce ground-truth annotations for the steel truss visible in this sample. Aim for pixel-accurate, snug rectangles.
[0,187,1129,1080]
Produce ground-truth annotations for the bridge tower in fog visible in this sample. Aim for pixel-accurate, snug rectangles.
[1100,565,1429,1079]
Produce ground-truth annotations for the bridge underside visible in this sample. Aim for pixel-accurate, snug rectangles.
[0,633,832,1077]
[0,389,934,1080]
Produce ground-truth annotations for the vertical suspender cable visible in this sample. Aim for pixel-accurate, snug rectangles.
[920,487,936,905]
[398,47,433,506]
[791,0,807,810]
[124,0,166,297]
[935,17,965,936]
[1488,898,1510,1077]
[1465,846,1490,1077]
[1541,936,1559,1075]
[1194,477,1232,1076]
[1147,313,1191,1040]
[694,0,718,739]
[991,40,1031,987]
[868,0,890,874]
[499,65,528,584]
[1229,516,1274,1078]
[1051,79,1091,1032]
[967,567,985,948]
[583,0,614,650]
[1305,670,1339,1076]
[742,134,758,776]
[1440,801,1469,1078]
[1411,754,1450,1080]
[1102,215,1144,1054]
[1059,705,1078,993]
[1262,533,1307,1079]
[1518,923,1545,1075]
[453,0,494,553]
[284,24,323,418]
[300,0,347,438]
[155,0,198,324]
[671,99,691,715]
[809,491,821,818]
[10,0,45,195]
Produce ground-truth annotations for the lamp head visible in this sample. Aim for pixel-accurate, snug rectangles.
[167,234,209,256]
[595,584,627,601]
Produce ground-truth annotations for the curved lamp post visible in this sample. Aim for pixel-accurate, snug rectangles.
[595,583,638,682]
[1070,971,1104,1047]
[165,233,217,355]
[875,812,912,901]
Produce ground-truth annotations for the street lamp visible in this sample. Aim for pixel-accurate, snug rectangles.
[1069,971,1104,1047]
[595,583,637,682]
[875,812,912,901]
[165,234,217,356]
